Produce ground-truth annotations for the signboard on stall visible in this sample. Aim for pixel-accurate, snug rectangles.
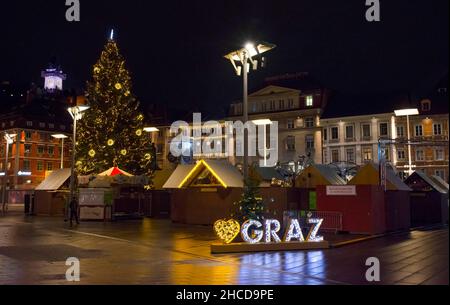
[326,185,357,196]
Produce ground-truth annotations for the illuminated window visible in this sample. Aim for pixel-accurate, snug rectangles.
[37,161,44,171]
[362,146,373,162]
[305,95,313,107]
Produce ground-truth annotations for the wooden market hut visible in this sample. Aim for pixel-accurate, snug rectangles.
[294,164,346,211]
[164,159,244,225]
[348,162,411,232]
[34,169,71,216]
[404,171,449,226]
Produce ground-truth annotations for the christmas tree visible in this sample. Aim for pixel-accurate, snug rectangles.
[76,36,155,176]
[232,165,265,222]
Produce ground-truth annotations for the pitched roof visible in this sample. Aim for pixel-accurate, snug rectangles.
[313,164,347,185]
[163,164,196,188]
[404,171,448,193]
[35,169,71,191]
[348,162,411,191]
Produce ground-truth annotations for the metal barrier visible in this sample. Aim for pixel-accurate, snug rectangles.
[308,211,343,232]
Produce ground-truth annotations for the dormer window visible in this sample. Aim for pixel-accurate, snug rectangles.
[421,100,431,112]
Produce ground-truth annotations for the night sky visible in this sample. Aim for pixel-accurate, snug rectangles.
[0,0,448,118]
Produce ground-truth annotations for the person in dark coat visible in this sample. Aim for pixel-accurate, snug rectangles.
[69,196,80,226]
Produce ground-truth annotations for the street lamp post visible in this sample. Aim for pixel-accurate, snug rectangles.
[225,42,275,181]
[67,106,90,200]
[52,134,69,169]
[2,133,17,209]
[144,127,160,169]
[252,119,272,167]
[394,108,419,176]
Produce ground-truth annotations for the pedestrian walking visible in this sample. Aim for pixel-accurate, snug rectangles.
[69,196,80,227]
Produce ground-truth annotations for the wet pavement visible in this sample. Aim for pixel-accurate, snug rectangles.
[0,209,448,285]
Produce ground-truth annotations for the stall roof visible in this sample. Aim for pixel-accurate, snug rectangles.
[295,164,346,187]
[404,172,448,194]
[348,163,411,191]
[254,166,285,181]
[98,167,133,177]
[430,175,449,193]
[163,164,195,189]
[153,168,177,190]
[164,159,244,189]
[35,169,71,191]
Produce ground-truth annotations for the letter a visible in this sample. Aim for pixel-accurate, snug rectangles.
[365,0,380,22]
[65,257,80,282]
[365,257,380,282]
[66,0,80,22]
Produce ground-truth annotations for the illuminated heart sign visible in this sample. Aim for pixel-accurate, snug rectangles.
[214,219,241,244]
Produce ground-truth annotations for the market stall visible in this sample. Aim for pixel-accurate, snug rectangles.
[404,171,449,226]
[34,169,71,216]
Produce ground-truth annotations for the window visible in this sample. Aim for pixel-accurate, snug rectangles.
[435,170,445,180]
[331,127,339,140]
[39,122,45,128]
[433,124,442,135]
[269,101,276,111]
[421,100,431,111]
[385,147,390,161]
[346,148,355,163]
[47,162,53,171]
[379,123,388,137]
[60,125,66,131]
[24,144,32,155]
[396,125,405,138]
[286,136,296,151]
[37,161,44,171]
[305,117,314,128]
[25,131,32,140]
[323,150,328,164]
[323,129,328,141]
[48,146,54,156]
[415,149,425,161]
[415,125,423,137]
[279,100,285,110]
[23,160,31,171]
[287,120,295,129]
[362,124,371,139]
[49,123,55,129]
[37,145,45,155]
[397,150,406,160]
[345,125,354,140]
[305,95,313,107]
[362,146,373,162]
[26,121,33,127]
[287,98,294,109]
[306,135,314,150]
[435,149,445,161]
[331,149,340,163]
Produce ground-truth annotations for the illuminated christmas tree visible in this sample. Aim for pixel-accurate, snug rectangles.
[232,166,265,222]
[76,36,155,176]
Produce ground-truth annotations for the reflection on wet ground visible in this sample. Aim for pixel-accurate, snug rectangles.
[0,212,448,285]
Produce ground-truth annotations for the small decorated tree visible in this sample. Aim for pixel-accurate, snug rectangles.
[232,165,265,222]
